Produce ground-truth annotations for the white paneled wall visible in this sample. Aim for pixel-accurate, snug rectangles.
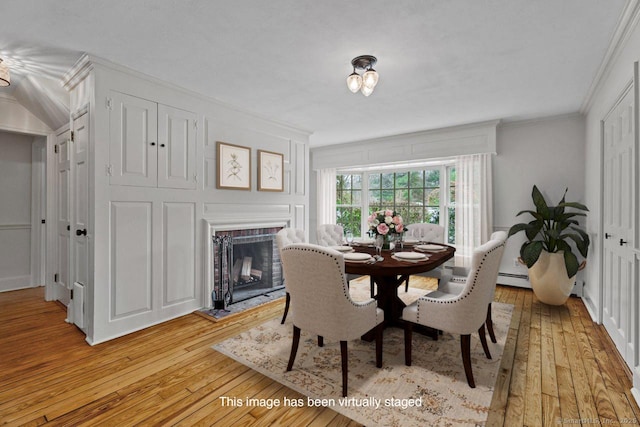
[64,56,310,344]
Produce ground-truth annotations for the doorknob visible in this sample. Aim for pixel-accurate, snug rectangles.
[76,229,87,236]
[620,238,628,246]
[605,233,612,239]
[150,142,156,146]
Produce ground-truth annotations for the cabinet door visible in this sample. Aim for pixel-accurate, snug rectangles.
[157,104,197,189]
[110,92,158,187]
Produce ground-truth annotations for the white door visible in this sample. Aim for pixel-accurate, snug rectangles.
[56,129,71,305]
[157,104,197,189]
[71,111,90,329]
[602,83,636,367]
[109,92,158,187]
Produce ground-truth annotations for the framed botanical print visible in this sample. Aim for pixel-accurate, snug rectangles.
[257,150,284,192]
[217,141,251,190]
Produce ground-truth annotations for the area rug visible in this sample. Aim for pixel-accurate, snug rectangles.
[213,281,513,426]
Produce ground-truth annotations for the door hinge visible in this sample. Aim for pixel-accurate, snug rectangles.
[70,131,75,142]
[54,273,59,283]
[54,144,59,154]
[106,97,113,110]
[106,164,113,176]
[70,289,74,300]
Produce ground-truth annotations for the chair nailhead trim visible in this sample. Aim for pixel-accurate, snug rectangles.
[414,242,505,323]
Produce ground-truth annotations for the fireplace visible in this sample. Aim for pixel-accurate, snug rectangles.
[206,221,286,309]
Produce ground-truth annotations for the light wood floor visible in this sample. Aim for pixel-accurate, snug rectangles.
[1,281,639,426]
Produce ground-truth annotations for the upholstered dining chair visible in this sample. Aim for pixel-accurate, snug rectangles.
[402,223,446,291]
[275,228,306,324]
[437,231,508,344]
[316,224,376,298]
[401,236,506,388]
[280,243,384,397]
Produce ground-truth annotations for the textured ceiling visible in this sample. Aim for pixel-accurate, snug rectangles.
[0,0,627,145]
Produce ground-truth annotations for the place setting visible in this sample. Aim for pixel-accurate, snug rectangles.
[343,252,374,263]
[391,251,430,263]
[414,243,448,254]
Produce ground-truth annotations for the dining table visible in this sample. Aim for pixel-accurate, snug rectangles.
[343,240,455,340]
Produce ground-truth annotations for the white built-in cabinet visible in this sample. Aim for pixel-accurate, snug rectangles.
[109,91,197,189]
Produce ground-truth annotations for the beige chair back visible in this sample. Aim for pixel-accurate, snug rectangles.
[281,243,382,341]
[316,224,344,246]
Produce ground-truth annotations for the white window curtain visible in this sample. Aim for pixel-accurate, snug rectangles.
[454,154,493,268]
[317,168,337,225]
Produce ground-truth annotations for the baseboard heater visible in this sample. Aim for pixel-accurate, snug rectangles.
[497,272,530,288]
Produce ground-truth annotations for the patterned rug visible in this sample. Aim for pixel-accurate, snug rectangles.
[213,280,513,426]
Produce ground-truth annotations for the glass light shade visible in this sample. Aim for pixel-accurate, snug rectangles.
[362,69,378,88]
[346,72,362,93]
[361,84,374,97]
[0,61,9,87]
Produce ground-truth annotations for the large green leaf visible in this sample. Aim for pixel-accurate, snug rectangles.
[515,210,543,221]
[525,220,543,241]
[522,241,543,268]
[532,186,549,217]
[508,223,530,237]
[558,201,589,212]
[564,251,579,278]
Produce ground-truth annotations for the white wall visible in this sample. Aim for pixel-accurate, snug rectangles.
[0,131,34,291]
[494,114,586,287]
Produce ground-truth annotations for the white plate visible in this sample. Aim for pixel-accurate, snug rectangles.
[403,237,419,243]
[331,245,354,252]
[415,244,445,252]
[354,238,374,245]
[393,251,427,260]
[343,252,372,262]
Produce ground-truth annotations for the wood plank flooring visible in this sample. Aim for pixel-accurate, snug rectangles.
[1,281,639,426]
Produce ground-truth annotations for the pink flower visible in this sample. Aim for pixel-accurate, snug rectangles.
[395,224,404,233]
[392,215,403,225]
[385,209,394,217]
[377,223,390,235]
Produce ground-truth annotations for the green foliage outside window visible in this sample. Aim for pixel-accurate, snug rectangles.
[337,166,456,243]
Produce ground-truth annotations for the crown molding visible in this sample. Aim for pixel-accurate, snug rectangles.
[62,54,312,138]
[580,0,640,113]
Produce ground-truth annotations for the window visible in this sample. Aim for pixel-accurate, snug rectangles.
[336,174,362,237]
[336,163,456,243]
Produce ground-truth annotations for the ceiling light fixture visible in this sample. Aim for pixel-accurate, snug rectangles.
[0,58,10,87]
[347,55,378,96]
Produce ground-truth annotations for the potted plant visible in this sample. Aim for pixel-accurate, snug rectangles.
[508,185,590,305]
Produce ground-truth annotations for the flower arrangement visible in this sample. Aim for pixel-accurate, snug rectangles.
[367,209,405,236]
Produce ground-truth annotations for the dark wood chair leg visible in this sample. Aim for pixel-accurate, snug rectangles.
[404,323,413,366]
[486,303,497,343]
[375,324,383,368]
[287,326,301,371]
[340,341,348,397]
[280,292,290,324]
[478,324,492,359]
[318,336,324,347]
[404,276,410,292]
[461,334,475,388]
[370,277,375,298]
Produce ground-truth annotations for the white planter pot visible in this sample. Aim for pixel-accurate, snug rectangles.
[528,251,575,305]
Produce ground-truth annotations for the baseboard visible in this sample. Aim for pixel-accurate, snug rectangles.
[0,275,33,292]
[632,387,640,409]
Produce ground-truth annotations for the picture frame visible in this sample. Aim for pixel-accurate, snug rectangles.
[257,150,284,192]
[217,141,251,190]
